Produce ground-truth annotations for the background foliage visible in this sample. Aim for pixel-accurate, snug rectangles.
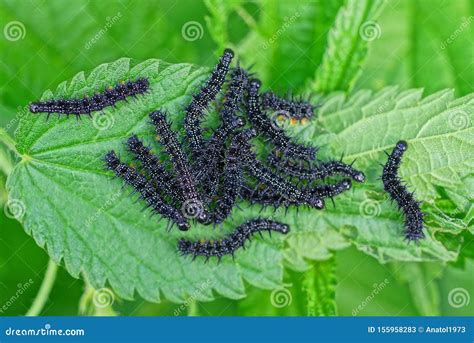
[0,0,472,316]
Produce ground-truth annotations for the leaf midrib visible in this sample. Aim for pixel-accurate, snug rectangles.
[332,0,373,90]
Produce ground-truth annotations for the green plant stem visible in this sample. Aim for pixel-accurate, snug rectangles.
[187,299,199,316]
[303,258,337,316]
[0,128,19,157]
[235,6,261,34]
[26,259,58,316]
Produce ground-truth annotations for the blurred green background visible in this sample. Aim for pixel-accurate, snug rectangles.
[0,0,472,316]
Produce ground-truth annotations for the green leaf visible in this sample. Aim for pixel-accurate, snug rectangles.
[287,86,473,264]
[312,0,385,92]
[323,89,474,201]
[235,0,344,91]
[303,258,337,316]
[204,0,244,53]
[7,57,473,303]
[440,258,474,316]
[356,0,474,96]
[390,262,444,315]
[7,58,289,303]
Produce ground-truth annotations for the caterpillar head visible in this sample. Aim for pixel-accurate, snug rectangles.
[396,140,408,151]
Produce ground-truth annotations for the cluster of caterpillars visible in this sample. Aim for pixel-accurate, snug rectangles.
[30,49,425,262]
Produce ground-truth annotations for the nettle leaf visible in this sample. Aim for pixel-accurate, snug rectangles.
[303,258,337,316]
[6,57,473,303]
[390,262,444,315]
[204,0,244,52]
[7,58,288,303]
[237,0,344,92]
[286,86,473,264]
[356,0,474,96]
[312,0,386,92]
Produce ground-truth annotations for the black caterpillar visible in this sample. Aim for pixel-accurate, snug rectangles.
[104,151,190,231]
[211,129,256,224]
[126,135,181,205]
[267,152,365,183]
[29,77,149,117]
[184,49,234,158]
[193,120,244,201]
[194,67,249,196]
[240,179,350,210]
[311,179,352,199]
[178,219,289,261]
[220,66,249,125]
[196,67,249,195]
[239,184,309,209]
[197,117,244,197]
[150,110,209,223]
[247,79,317,161]
[261,91,315,120]
[381,141,425,242]
[96,48,382,262]
[239,141,325,209]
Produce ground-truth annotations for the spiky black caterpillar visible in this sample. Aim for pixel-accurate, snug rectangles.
[178,219,289,261]
[212,129,256,224]
[195,67,248,196]
[311,179,352,199]
[195,117,245,198]
[240,179,351,209]
[104,151,190,231]
[261,91,315,120]
[240,184,311,209]
[247,79,317,161]
[246,163,325,209]
[381,140,425,242]
[150,110,209,223]
[184,49,234,157]
[239,143,325,209]
[126,135,181,204]
[220,67,249,125]
[267,153,365,183]
[29,77,149,117]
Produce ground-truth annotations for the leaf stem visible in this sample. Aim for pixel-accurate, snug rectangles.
[303,258,337,316]
[235,6,261,34]
[187,299,199,316]
[0,128,19,157]
[0,148,14,176]
[26,259,58,316]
